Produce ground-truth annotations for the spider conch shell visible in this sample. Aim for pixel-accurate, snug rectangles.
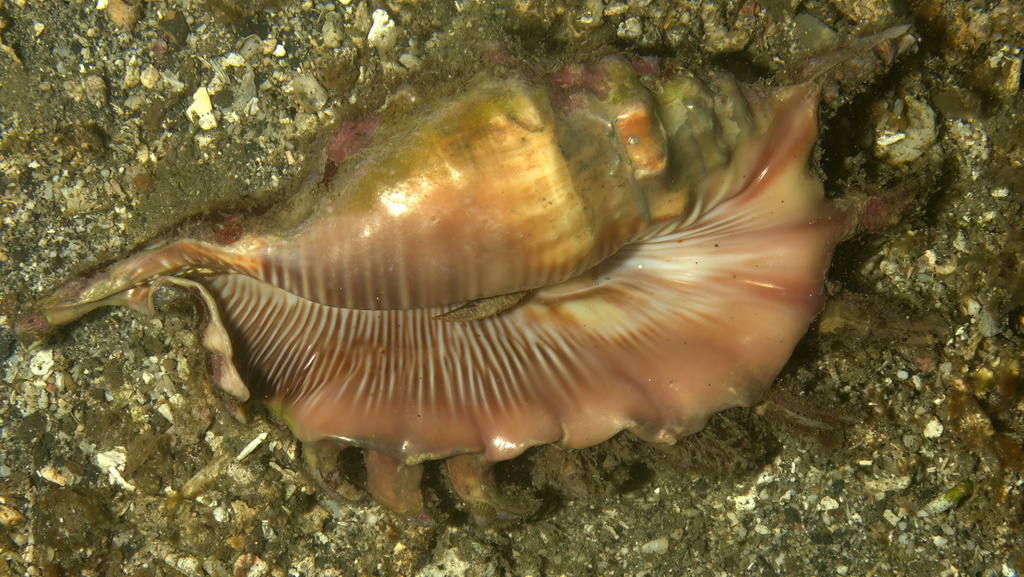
[18,55,862,521]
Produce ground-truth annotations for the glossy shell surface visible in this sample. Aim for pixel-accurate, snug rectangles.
[19,56,855,518]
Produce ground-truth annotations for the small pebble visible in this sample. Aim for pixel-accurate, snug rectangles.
[186,86,217,130]
[140,64,160,89]
[399,53,421,70]
[161,358,177,373]
[923,418,943,438]
[83,75,107,107]
[617,17,642,41]
[883,509,901,526]
[639,537,669,555]
[103,0,141,29]
[157,403,174,423]
[794,14,837,53]
[818,496,840,511]
[0,504,25,527]
[291,73,327,111]
[918,480,973,517]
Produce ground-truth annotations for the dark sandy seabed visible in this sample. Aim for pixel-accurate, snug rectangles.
[0,0,1022,575]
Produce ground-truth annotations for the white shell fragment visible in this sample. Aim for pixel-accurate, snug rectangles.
[875,131,905,147]
[922,418,943,438]
[186,86,218,130]
[864,475,911,496]
[367,9,398,53]
[95,447,136,491]
[235,432,268,461]
[29,349,54,377]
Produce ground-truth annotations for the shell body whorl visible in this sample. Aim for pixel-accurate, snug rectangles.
[248,58,728,312]
[262,70,663,311]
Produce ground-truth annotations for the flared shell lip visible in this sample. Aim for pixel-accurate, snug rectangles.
[290,374,773,467]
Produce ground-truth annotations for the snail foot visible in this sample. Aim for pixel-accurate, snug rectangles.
[301,441,364,503]
[446,454,534,526]
[364,450,434,526]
